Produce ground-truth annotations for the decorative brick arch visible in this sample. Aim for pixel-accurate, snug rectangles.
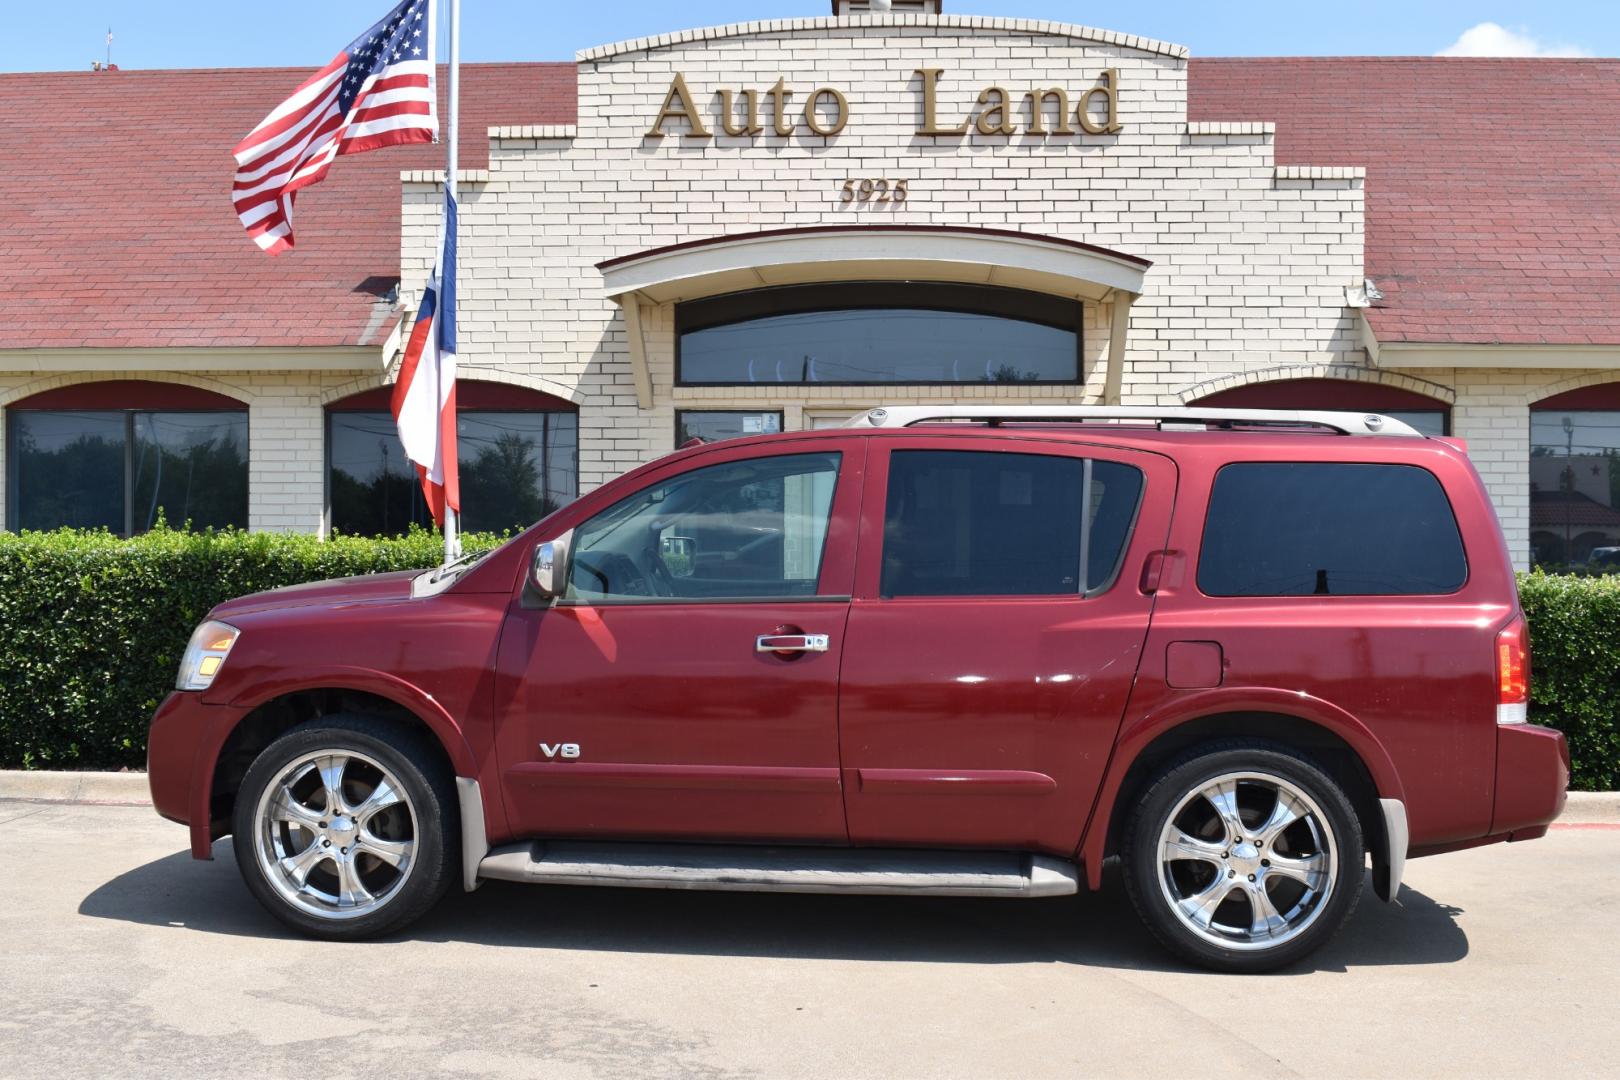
[1524,370,1620,408]
[1176,363,1457,406]
[319,367,584,408]
[0,371,257,409]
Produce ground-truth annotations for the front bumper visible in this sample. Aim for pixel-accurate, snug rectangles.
[147,691,247,859]
[1491,723,1570,836]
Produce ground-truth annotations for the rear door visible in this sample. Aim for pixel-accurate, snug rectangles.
[838,436,1175,853]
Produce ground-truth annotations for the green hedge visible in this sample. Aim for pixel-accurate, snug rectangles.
[2,528,1617,789]
[1517,571,1620,791]
[0,526,501,770]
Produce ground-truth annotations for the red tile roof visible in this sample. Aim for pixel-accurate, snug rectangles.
[0,63,573,351]
[1,55,1616,351]
[1189,57,1620,346]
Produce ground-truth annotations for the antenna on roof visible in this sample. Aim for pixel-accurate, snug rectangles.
[106,27,113,69]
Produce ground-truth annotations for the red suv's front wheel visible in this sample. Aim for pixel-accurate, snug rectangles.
[1121,741,1364,972]
[231,715,459,939]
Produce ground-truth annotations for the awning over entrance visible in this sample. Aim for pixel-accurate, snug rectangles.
[596,225,1150,407]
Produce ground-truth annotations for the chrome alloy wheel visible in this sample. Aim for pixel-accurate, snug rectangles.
[252,750,418,921]
[1155,771,1338,952]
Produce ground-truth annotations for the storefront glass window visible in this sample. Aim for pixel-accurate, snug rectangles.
[677,283,1081,386]
[675,410,783,447]
[8,409,247,534]
[1530,410,1620,572]
[328,410,578,537]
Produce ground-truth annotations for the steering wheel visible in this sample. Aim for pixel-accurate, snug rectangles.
[575,552,653,597]
[733,527,783,559]
[646,550,678,598]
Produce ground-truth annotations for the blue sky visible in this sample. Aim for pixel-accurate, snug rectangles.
[3,0,1615,71]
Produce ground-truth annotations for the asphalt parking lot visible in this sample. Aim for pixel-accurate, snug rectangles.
[1,798,1615,1080]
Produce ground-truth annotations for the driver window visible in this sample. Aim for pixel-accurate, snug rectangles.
[568,452,841,601]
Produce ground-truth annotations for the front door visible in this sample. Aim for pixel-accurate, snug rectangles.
[494,440,863,843]
[838,437,1175,854]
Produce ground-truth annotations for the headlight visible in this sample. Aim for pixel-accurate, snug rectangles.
[176,620,239,691]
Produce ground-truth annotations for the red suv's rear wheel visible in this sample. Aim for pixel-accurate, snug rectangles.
[1121,741,1364,972]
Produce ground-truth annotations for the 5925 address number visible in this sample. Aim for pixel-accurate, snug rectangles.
[840,178,909,203]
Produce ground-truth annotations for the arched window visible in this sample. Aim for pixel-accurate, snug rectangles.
[676,283,1083,386]
[326,381,578,537]
[5,381,248,534]
[1530,382,1620,571]
[1190,378,1451,436]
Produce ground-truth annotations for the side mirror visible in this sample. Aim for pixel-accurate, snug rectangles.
[525,529,572,604]
[659,535,697,578]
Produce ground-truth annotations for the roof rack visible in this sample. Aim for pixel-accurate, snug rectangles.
[841,405,1424,438]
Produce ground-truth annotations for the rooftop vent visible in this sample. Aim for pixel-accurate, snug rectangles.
[832,0,942,15]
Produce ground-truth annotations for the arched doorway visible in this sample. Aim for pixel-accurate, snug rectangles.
[1190,377,1452,436]
[325,380,578,537]
[5,380,248,534]
[1529,381,1620,570]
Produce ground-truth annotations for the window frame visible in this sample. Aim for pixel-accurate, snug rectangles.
[1194,460,1470,599]
[553,444,861,608]
[868,444,1147,602]
[323,401,581,538]
[1528,382,1620,573]
[563,446,848,608]
[5,404,249,536]
[674,281,1085,388]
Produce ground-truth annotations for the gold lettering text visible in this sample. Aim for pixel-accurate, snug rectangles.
[646,73,710,138]
[1076,68,1121,135]
[975,86,1015,135]
[803,86,849,136]
[717,88,764,136]
[768,77,795,136]
[1024,87,1074,135]
[913,68,970,136]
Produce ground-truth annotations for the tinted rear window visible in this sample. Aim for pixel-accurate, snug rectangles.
[881,450,1143,597]
[1198,462,1466,596]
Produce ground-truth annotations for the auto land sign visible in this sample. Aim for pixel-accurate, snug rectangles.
[644,68,1123,139]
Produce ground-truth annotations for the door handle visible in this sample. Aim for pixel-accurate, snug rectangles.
[755,633,829,654]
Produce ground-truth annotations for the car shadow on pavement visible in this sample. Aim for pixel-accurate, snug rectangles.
[80,844,1467,974]
[78,841,1470,977]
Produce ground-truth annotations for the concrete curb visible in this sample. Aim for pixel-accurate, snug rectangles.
[0,770,151,806]
[1,771,1617,822]
[1560,790,1620,824]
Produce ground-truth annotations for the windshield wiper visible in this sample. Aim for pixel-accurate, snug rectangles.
[429,550,482,584]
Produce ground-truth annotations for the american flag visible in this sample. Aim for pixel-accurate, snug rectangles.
[232,0,437,254]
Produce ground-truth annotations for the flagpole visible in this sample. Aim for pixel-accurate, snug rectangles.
[442,0,462,563]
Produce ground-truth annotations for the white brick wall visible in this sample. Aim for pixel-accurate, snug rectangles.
[402,17,1368,493]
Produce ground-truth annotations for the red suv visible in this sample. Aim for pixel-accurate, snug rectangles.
[147,406,1569,971]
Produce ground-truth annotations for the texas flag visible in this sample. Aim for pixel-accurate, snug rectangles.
[391,191,459,525]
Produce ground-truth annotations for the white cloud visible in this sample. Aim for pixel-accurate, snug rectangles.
[1437,22,1592,58]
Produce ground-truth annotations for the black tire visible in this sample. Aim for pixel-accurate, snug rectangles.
[1120,740,1364,973]
[231,714,459,940]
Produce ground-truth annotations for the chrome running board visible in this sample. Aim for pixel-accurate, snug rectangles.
[477,841,1078,898]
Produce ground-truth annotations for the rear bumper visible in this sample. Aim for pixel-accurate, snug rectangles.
[1490,723,1570,836]
[147,691,247,859]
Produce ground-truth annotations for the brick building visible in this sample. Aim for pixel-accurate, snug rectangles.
[3,4,1618,569]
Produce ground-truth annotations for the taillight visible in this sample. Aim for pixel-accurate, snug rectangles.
[1496,616,1529,724]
